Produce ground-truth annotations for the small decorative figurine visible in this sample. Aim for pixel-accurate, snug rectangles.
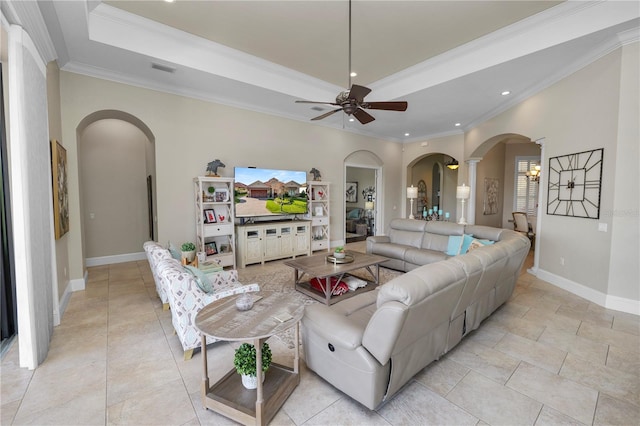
[206,159,225,176]
[309,167,322,181]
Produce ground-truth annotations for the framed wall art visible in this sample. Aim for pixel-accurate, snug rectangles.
[345,182,358,203]
[483,178,499,215]
[547,148,603,219]
[51,140,69,239]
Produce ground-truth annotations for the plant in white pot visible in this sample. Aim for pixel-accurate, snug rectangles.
[181,242,196,263]
[233,342,272,389]
[333,246,346,259]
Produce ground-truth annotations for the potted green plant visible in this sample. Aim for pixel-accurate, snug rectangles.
[206,186,215,202]
[233,342,272,389]
[333,246,346,259]
[181,242,196,263]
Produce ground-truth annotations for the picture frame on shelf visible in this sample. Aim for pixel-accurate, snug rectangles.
[205,241,218,256]
[314,206,324,217]
[219,244,231,254]
[204,209,217,223]
[214,188,229,202]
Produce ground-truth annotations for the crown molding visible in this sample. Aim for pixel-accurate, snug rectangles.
[88,3,341,102]
[464,31,635,131]
[2,0,57,63]
[371,1,639,101]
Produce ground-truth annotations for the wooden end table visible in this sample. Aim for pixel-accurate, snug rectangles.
[195,292,304,425]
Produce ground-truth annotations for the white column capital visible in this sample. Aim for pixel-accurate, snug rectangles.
[533,137,546,147]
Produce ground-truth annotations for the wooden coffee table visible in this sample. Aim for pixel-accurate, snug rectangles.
[195,292,304,426]
[284,251,387,305]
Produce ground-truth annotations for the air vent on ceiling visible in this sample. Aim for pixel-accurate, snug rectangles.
[151,63,176,74]
[310,106,324,112]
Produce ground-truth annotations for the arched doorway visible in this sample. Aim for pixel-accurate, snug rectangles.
[344,151,383,242]
[76,111,156,265]
[408,153,458,220]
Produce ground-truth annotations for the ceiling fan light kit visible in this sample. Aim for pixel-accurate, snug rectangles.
[295,0,408,125]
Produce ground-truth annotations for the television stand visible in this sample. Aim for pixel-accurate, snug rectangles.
[236,220,311,268]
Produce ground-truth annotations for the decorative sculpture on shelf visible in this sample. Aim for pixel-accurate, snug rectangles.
[309,168,322,181]
[206,159,225,176]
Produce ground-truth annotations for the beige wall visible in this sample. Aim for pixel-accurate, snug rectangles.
[59,72,403,279]
[79,119,151,258]
[465,46,638,302]
[474,143,505,228]
[46,60,69,300]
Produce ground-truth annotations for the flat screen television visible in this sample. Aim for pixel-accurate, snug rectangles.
[234,167,308,218]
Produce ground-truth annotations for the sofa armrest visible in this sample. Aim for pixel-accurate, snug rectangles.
[367,235,390,254]
[303,304,365,350]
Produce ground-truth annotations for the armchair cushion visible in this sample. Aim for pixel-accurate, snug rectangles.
[184,265,213,293]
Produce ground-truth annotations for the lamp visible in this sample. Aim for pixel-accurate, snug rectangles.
[446,158,459,170]
[407,185,418,219]
[526,165,541,182]
[456,184,470,224]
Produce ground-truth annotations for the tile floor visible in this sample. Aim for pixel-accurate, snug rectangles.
[2,245,639,425]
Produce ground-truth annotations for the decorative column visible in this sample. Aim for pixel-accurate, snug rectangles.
[466,159,480,225]
[530,137,545,275]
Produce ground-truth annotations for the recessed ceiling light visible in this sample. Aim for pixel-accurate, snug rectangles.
[164,0,175,3]
[350,72,357,77]
[349,118,355,122]
[454,123,461,127]
[404,133,410,137]
[501,90,511,96]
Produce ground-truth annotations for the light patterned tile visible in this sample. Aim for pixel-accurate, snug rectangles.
[507,362,597,424]
[446,371,542,425]
[593,392,640,426]
[560,353,640,407]
[306,396,390,425]
[378,381,476,425]
[483,313,546,341]
[538,326,608,365]
[557,305,614,328]
[535,405,586,425]
[13,391,106,425]
[612,314,640,336]
[578,322,640,354]
[495,332,567,373]
[106,357,182,406]
[606,345,640,372]
[107,378,195,425]
[465,324,507,348]
[447,339,520,384]
[523,307,581,334]
[414,357,470,396]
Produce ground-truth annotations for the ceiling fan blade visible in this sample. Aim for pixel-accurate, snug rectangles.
[295,100,339,106]
[311,108,343,121]
[348,84,372,103]
[362,101,408,111]
[352,108,375,124]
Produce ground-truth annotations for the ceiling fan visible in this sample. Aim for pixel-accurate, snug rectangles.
[295,1,407,125]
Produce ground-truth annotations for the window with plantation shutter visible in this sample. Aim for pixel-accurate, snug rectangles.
[514,157,540,216]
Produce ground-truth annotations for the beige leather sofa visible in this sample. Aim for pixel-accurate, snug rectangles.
[301,223,530,409]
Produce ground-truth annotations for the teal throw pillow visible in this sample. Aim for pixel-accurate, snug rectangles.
[168,242,181,261]
[446,235,463,256]
[446,234,475,256]
[460,234,475,254]
[184,265,213,293]
[347,208,361,219]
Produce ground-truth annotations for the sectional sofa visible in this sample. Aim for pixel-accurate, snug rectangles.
[301,221,530,409]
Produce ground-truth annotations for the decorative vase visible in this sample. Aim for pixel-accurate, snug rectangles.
[235,293,254,311]
[241,373,265,389]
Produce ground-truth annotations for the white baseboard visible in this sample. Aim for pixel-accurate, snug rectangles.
[57,279,73,323]
[535,268,640,315]
[86,251,147,267]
